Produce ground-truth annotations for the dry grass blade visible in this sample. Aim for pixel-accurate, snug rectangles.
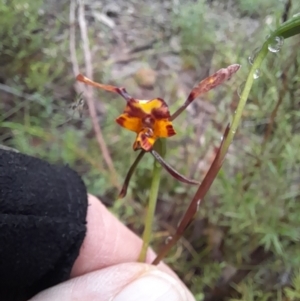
[152,124,231,265]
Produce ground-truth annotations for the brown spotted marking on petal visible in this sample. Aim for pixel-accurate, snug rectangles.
[151,98,171,120]
[166,124,176,136]
[140,135,153,151]
[116,113,143,133]
[116,115,126,127]
[125,100,148,119]
[133,140,140,151]
[153,120,176,138]
[152,107,171,119]
[116,99,149,133]
[129,98,171,119]
[133,129,156,151]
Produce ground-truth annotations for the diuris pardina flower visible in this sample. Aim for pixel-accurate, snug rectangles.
[77,64,240,198]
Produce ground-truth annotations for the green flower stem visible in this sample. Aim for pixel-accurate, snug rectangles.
[220,47,268,158]
[138,158,162,262]
[220,15,300,160]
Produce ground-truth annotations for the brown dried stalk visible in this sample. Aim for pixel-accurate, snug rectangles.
[152,124,230,265]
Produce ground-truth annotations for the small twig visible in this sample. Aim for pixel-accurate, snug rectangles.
[262,73,287,148]
[71,0,119,189]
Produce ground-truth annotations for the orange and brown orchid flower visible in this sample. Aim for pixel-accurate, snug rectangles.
[77,64,240,198]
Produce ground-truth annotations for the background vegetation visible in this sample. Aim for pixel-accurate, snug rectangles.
[1,0,300,300]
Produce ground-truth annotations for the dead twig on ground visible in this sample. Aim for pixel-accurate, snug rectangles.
[69,0,120,189]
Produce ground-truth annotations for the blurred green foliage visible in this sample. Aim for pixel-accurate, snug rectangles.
[236,0,285,17]
[1,0,300,300]
[172,0,216,69]
[0,0,65,90]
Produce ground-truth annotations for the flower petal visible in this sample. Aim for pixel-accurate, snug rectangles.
[171,64,240,120]
[116,113,143,133]
[151,150,200,185]
[119,98,176,144]
[118,150,146,199]
[133,98,171,118]
[133,129,156,151]
[76,74,132,102]
[154,119,176,137]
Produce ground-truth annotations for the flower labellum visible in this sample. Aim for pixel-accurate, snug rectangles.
[115,98,176,151]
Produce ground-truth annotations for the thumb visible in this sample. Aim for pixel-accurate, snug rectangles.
[29,262,195,301]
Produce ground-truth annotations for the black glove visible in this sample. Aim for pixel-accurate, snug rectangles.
[0,149,88,301]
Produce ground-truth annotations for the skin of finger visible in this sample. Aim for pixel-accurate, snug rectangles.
[71,194,174,278]
[29,262,195,301]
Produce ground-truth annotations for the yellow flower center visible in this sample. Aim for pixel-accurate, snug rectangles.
[116,98,176,151]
